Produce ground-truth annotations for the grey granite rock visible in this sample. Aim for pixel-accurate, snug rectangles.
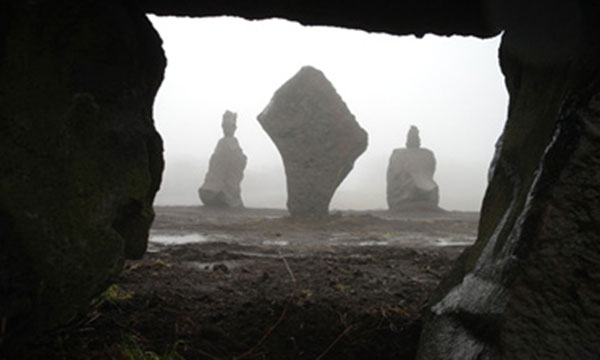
[199,110,247,208]
[257,66,368,217]
[386,126,439,211]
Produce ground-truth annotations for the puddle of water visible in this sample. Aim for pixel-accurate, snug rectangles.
[358,240,389,246]
[328,233,390,247]
[262,240,289,246]
[387,232,476,247]
[149,233,210,245]
[328,232,352,242]
[147,231,474,252]
[434,237,475,247]
[327,232,475,247]
[229,250,282,259]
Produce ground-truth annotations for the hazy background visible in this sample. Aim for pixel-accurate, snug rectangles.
[149,16,508,212]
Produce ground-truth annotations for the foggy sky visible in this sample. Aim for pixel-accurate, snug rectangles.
[149,15,508,211]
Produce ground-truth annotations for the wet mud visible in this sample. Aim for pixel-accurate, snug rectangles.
[27,206,478,360]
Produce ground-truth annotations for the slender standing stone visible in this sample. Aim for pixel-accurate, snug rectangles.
[199,110,247,208]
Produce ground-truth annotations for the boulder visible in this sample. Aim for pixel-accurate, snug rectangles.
[257,66,368,217]
[0,1,165,353]
[199,110,247,208]
[386,126,440,211]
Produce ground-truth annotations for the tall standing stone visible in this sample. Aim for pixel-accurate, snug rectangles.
[198,110,247,208]
[386,126,440,211]
[257,66,368,217]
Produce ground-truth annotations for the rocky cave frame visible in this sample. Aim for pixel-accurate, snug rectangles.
[1,1,599,359]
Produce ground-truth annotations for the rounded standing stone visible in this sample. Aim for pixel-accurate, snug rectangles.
[386,126,440,211]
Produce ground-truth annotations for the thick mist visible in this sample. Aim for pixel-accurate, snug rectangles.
[150,16,508,211]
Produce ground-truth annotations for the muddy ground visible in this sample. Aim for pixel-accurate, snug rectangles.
[28,206,478,360]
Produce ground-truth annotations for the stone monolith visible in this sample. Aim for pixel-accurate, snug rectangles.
[198,110,247,208]
[257,66,368,217]
[386,126,440,211]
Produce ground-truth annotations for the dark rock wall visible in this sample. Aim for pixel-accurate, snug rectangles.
[141,0,500,38]
[499,77,600,359]
[0,0,165,351]
[417,1,600,359]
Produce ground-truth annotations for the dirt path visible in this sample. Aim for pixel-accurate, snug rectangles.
[28,206,478,360]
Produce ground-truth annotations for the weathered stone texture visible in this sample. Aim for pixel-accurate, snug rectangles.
[417,2,600,359]
[199,111,247,208]
[387,126,440,211]
[257,66,368,217]
[0,1,165,352]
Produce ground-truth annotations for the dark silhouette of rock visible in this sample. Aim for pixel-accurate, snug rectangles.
[0,2,165,353]
[417,4,600,360]
[257,66,368,218]
[387,126,440,211]
[198,110,247,208]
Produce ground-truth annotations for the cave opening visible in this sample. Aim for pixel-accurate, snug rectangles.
[125,15,511,360]
[148,15,508,212]
[3,2,598,358]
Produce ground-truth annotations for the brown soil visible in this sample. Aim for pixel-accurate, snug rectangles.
[26,206,478,360]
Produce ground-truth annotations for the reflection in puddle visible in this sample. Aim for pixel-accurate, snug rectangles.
[358,240,389,246]
[230,251,282,259]
[150,233,210,245]
[434,238,475,247]
[329,232,351,241]
[147,231,475,252]
[262,240,289,246]
[327,233,475,247]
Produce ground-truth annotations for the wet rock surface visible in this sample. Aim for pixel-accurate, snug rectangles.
[387,126,440,212]
[417,4,600,359]
[257,66,368,218]
[198,110,247,208]
[0,1,165,353]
